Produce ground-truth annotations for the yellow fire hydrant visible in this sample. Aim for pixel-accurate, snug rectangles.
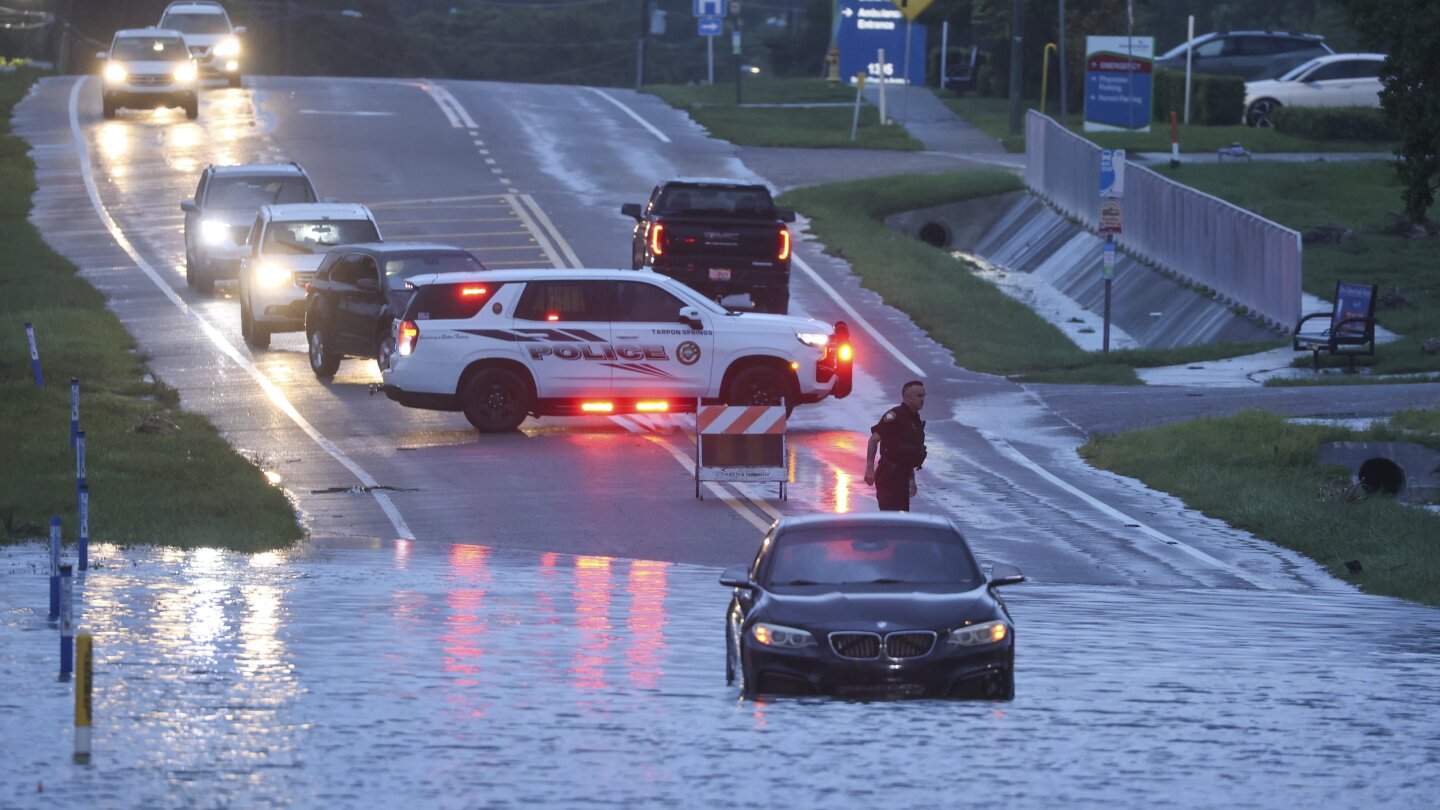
[825,46,841,85]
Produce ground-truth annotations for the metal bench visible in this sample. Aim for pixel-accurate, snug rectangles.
[1293,281,1377,370]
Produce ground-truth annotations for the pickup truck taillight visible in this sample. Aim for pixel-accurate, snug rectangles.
[649,223,666,256]
[397,320,419,357]
[777,227,791,261]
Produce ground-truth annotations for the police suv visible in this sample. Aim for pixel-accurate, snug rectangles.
[378,269,854,432]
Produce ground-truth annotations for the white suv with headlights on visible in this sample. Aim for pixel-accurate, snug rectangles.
[379,268,854,432]
[182,163,319,294]
[159,0,245,87]
[239,203,382,349]
[98,29,199,119]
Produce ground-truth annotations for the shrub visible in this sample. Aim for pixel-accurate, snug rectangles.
[1272,106,1398,142]
[1153,68,1246,126]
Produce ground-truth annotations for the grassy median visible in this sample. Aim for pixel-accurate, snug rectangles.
[1080,409,1440,606]
[0,68,301,552]
[778,171,1284,384]
[646,78,924,151]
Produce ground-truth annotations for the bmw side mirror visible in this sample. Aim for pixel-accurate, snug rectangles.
[621,202,643,220]
[181,199,198,213]
[678,306,703,330]
[989,563,1025,587]
[776,208,796,223]
[719,564,754,589]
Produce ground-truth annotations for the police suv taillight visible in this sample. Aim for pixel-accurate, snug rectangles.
[397,320,419,356]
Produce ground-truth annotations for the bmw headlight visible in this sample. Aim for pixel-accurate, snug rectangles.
[200,219,232,246]
[214,37,241,58]
[173,62,198,83]
[751,622,816,649]
[103,63,127,83]
[946,620,1008,647]
[795,331,830,349]
[253,262,293,289]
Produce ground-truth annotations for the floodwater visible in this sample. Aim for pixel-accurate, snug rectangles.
[2,539,1438,809]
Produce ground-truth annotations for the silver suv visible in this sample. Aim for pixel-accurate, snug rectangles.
[159,1,245,87]
[181,163,319,294]
[1155,31,1332,80]
[98,29,199,119]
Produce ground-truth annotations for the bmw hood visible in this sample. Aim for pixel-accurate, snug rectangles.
[761,588,1000,632]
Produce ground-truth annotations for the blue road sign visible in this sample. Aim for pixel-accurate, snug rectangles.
[836,0,927,86]
[695,0,726,17]
[698,17,722,36]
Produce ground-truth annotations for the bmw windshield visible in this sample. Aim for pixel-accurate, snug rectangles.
[765,527,983,588]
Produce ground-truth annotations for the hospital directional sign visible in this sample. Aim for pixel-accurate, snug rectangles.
[1084,36,1154,132]
[698,17,722,36]
[837,0,927,86]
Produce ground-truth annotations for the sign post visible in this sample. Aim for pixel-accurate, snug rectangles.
[891,1,932,125]
[1098,148,1126,352]
[695,0,726,85]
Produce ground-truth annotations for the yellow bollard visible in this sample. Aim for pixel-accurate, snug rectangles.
[1041,43,1058,116]
[74,632,92,763]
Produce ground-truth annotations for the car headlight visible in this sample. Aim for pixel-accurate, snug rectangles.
[253,262,293,289]
[173,62,198,83]
[200,219,232,246]
[946,620,1008,647]
[751,622,816,648]
[103,63,127,83]
[214,38,240,57]
[795,331,830,349]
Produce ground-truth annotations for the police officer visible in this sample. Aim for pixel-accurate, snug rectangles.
[863,380,927,511]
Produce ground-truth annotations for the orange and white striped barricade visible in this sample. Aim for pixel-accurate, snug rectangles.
[695,404,788,500]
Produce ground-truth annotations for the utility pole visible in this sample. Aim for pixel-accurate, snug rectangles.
[1007,0,1023,134]
[1058,0,1068,117]
[636,0,649,90]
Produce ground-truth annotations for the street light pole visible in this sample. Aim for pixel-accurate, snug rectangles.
[1007,0,1023,134]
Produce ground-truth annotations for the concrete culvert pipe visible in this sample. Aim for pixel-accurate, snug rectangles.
[1358,458,1405,495]
[918,222,950,249]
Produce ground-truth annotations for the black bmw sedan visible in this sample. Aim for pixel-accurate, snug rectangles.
[721,513,1024,700]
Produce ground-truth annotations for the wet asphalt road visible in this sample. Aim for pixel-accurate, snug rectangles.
[3,75,1438,806]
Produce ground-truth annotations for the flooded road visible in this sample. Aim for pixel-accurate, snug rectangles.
[4,540,1437,808]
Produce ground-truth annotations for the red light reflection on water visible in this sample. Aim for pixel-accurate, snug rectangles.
[792,430,867,514]
[441,544,491,694]
[626,560,670,688]
[569,556,614,691]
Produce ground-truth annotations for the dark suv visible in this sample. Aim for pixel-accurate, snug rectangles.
[181,162,319,294]
[1155,31,1332,80]
[304,243,486,379]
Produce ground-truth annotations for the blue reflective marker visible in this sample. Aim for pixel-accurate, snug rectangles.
[76,430,86,493]
[49,517,61,620]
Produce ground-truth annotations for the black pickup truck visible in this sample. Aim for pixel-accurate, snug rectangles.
[621,179,796,314]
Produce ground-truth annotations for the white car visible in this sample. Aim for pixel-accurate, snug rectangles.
[97,29,199,120]
[159,0,245,87]
[379,269,855,432]
[1244,53,1386,127]
[239,203,382,349]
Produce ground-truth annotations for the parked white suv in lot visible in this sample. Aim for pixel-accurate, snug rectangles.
[379,269,854,432]
[239,203,382,348]
[159,0,245,87]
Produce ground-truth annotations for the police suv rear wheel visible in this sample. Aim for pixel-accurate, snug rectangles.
[461,368,531,433]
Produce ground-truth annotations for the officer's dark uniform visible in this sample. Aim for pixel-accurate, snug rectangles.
[871,403,927,511]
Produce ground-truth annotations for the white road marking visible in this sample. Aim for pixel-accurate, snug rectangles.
[417,82,478,129]
[988,435,1278,590]
[504,193,566,269]
[791,250,926,378]
[584,88,671,143]
[517,194,582,269]
[299,110,394,116]
[67,77,415,541]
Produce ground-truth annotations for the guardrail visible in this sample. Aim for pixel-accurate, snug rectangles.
[1024,111,1301,330]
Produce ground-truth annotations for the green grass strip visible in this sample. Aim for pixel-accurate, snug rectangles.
[1080,409,1440,606]
[0,68,301,552]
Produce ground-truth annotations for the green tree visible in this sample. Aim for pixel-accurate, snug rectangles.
[1340,0,1440,222]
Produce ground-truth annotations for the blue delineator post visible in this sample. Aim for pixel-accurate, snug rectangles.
[25,321,43,388]
[76,430,86,505]
[49,517,61,620]
[71,378,80,448]
[78,485,90,572]
[59,564,74,681]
